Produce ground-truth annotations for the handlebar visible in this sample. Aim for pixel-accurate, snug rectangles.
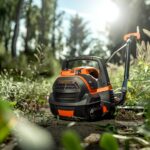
[123,32,140,41]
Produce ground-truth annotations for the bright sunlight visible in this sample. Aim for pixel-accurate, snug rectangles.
[90,0,120,31]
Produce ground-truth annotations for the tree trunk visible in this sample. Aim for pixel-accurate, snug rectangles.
[25,0,32,54]
[4,27,11,53]
[39,0,46,45]
[11,0,24,58]
[51,0,57,56]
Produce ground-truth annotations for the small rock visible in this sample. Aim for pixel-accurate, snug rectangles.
[67,122,76,127]
[0,143,6,148]
[84,133,100,144]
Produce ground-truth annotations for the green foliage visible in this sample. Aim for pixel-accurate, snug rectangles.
[90,39,108,59]
[99,133,119,150]
[24,0,41,53]
[61,130,83,150]
[0,42,5,54]
[0,101,12,143]
[0,74,53,106]
[108,64,124,92]
[126,63,150,105]
[97,124,117,133]
[0,46,60,78]
[125,39,150,105]
[38,0,55,47]
[66,14,91,57]
[0,53,30,77]
[33,46,60,77]
[0,45,60,119]
[0,0,61,58]
[144,103,150,135]
[0,0,18,46]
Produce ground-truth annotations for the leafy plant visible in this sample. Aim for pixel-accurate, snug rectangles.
[0,101,12,143]
[0,73,55,113]
[61,130,83,150]
[99,133,119,150]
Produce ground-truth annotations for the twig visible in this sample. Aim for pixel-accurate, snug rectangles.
[82,133,150,148]
[113,134,150,146]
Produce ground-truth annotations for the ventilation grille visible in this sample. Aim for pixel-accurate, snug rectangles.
[55,82,79,90]
[54,80,81,102]
[55,92,78,99]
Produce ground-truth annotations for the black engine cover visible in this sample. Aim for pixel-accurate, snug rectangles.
[53,76,88,103]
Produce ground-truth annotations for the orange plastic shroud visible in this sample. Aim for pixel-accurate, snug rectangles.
[61,67,99,77]
[59,74,112,94]
[102,105,108,113]
[79,75,112,94]
[58,110,74,117]
[60,67,113,94]
[124,32,140,41]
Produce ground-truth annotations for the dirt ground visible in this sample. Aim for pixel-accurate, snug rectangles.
[45,116,143,150]
[0,108,145,150]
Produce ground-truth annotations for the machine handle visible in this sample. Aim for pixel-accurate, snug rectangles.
[123,32,140,41]
[62,55,110,86]
[63,56,102,70]
[66,56,101,62]
[118,32,140,105]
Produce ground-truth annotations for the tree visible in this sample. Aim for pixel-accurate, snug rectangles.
[51,0,57,55]
[24,0,40,54]
[0,0,18,53]
[52,6,65,59]
[11,0,24,58]
[24,0,32,54]
[38,0,54,47]
[89,39,107,59]
[51,0,64,57]
[66,14,91,58]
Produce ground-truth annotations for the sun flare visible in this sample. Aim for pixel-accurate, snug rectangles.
[103,0,120,23]
[90,0,120,32]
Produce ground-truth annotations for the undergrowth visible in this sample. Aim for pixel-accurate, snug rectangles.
[0,46,60,111]
[0,73,54,109]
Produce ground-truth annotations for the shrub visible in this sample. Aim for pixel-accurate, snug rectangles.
[0,46,60,79]
[0,73,54,110]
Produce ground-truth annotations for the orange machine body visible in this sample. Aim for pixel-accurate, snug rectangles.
[49,60,115,120]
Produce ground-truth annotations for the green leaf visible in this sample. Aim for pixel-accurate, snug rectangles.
[143,28,150,38]
[0,101,12,142]
[127,81,134,89]
[61,130,83,150]
[100,133,119,150]
[144,65,148,73]
[8,101,17,107]
[0,122,10,143]
[34,54,40,63]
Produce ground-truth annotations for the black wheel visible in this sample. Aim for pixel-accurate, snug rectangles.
[86,105,102,121]
[106,105,116,119]
[50,104,57,116]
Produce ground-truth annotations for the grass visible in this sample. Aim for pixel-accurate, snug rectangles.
[0,73,58,110]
